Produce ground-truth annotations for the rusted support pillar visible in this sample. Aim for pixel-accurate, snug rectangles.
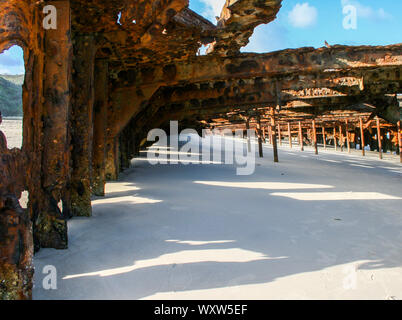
[397,121,402,163]
[359,117,365,156]
[34,0,72,250]
[245,117,251,152]
[322,127,326,150]
[1,112,33,299]
[262,126,266,143]
[268,125,273,145]
[119,128,131,171]
[257,115,263,158]
[70,34,96,217]
[334,128,338,151]
[0,196,33,300]
[346,120,351,153]
[92,60,108,196]
[288,123,292,148]
[312,119,318,155]
[278,124,282,146]
[339,125,344,152]
[105,136,120,181]
[271,108,279,162]
[377,117,383,160]
[298,121,304,151]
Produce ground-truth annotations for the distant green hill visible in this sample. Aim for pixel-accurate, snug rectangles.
[0,75,23,117]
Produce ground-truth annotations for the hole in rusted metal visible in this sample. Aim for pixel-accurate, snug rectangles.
[0,45,25,150]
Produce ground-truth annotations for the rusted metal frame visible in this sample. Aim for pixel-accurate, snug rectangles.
[377,117,383,159]
[271,108,279,162]
[298,121,304,151]
[312,119,318,155]
[288,123,292,148]
[360,117,366,156]
[256,114,263,158]
[397,121,402,163]
[322,127,326,150]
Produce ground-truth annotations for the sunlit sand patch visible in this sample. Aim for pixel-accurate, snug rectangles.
[165,239,236,246]
[63,248,284,279]
[319,159,342,163]
[349,164,374,169]
[194,181,334,190]
[380,166,402,171]
[92,195,162,205]
[270,192,402,201]
[104,182,140,194]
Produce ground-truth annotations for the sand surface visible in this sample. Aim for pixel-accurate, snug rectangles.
[31,135,402,300]
[0,117,23,149]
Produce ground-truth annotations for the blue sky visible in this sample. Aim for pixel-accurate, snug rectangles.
[0,46,24,75]
[191,0,402,52]
[1,1,401,75]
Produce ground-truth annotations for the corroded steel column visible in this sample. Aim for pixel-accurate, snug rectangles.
[105,136,120,181]
[298,121,304,151]
[288,123,292,148]
[34,0,72,250]
[271,108,279,162]
[398,121,402,163]
[334,127,338,151]
[322,127,326,150]
[245,117,251,152]
[0,196,33,300]
[339,125,344,152]
[345,119,351,153]
[0,0,46,300]
[360,117,366,156]
[278,124,282,146]
[257,115,263,158]
[312,119,318,155]
[92,60,109,196]
[70,35,96,217]
[376,117,383,160]
[268,125,273,145]
[1,115,33,300]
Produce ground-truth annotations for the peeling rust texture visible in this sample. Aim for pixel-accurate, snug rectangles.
[209,0,282,55]
[0,0,402,300]
[0,113,32,300]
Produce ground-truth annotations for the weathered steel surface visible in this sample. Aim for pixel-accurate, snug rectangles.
[0,195,33,300]
[0,0,401,300]
[35,0,72,250]
[208,0,282,55]
[70,34,96,217]
[92,60,109,196]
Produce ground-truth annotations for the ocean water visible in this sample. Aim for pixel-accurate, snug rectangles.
[0,117,23,149]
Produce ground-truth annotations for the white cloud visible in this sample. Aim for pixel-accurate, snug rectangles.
[199,0,226,22]
[288,3,318,28]
[341,0,392,20]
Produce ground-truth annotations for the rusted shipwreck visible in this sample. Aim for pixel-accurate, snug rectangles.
[0,0,401,299]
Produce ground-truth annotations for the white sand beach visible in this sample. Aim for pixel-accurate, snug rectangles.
[32,136,402,300]
[0,117,23,149]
